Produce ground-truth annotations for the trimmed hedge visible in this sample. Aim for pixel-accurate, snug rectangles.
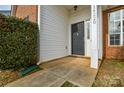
[0,14,39,70]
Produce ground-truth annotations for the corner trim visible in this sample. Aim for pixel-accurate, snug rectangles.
[38,5,40,30]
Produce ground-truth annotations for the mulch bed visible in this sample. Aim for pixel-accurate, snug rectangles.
[0,66,42,87]
[0,70,20,87]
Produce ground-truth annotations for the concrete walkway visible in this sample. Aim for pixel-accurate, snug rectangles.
[6,57,98,87]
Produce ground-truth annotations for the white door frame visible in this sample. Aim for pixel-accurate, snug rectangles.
[69,20,92,56]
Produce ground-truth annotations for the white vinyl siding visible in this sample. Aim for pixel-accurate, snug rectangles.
[39,6,69,62]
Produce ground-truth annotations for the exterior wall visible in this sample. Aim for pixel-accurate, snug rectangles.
[103,6,124,59]
[39,5,69,63]
[12,5,38,22]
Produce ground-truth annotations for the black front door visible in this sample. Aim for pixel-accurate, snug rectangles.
[71,21,85,55]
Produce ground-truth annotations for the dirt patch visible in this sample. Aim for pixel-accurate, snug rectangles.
[0,66,43,87]
[0,70,20,87]
[93,59,124,87]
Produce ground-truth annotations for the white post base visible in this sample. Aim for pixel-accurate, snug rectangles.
[91,49,98,69]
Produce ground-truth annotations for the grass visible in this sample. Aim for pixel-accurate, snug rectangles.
[93,59,124,87]
[109,60,124,69]
[61,81,78,87]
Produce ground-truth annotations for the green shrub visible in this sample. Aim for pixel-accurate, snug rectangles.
[0,13,39,70]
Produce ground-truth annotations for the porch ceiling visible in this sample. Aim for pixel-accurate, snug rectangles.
[63,5,119,11]
[63,5,90,11]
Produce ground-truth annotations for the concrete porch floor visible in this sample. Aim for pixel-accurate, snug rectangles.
[6,56,98,87]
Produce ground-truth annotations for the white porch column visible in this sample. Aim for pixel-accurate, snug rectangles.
[98,6,103,59]
[91,5,98,69]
